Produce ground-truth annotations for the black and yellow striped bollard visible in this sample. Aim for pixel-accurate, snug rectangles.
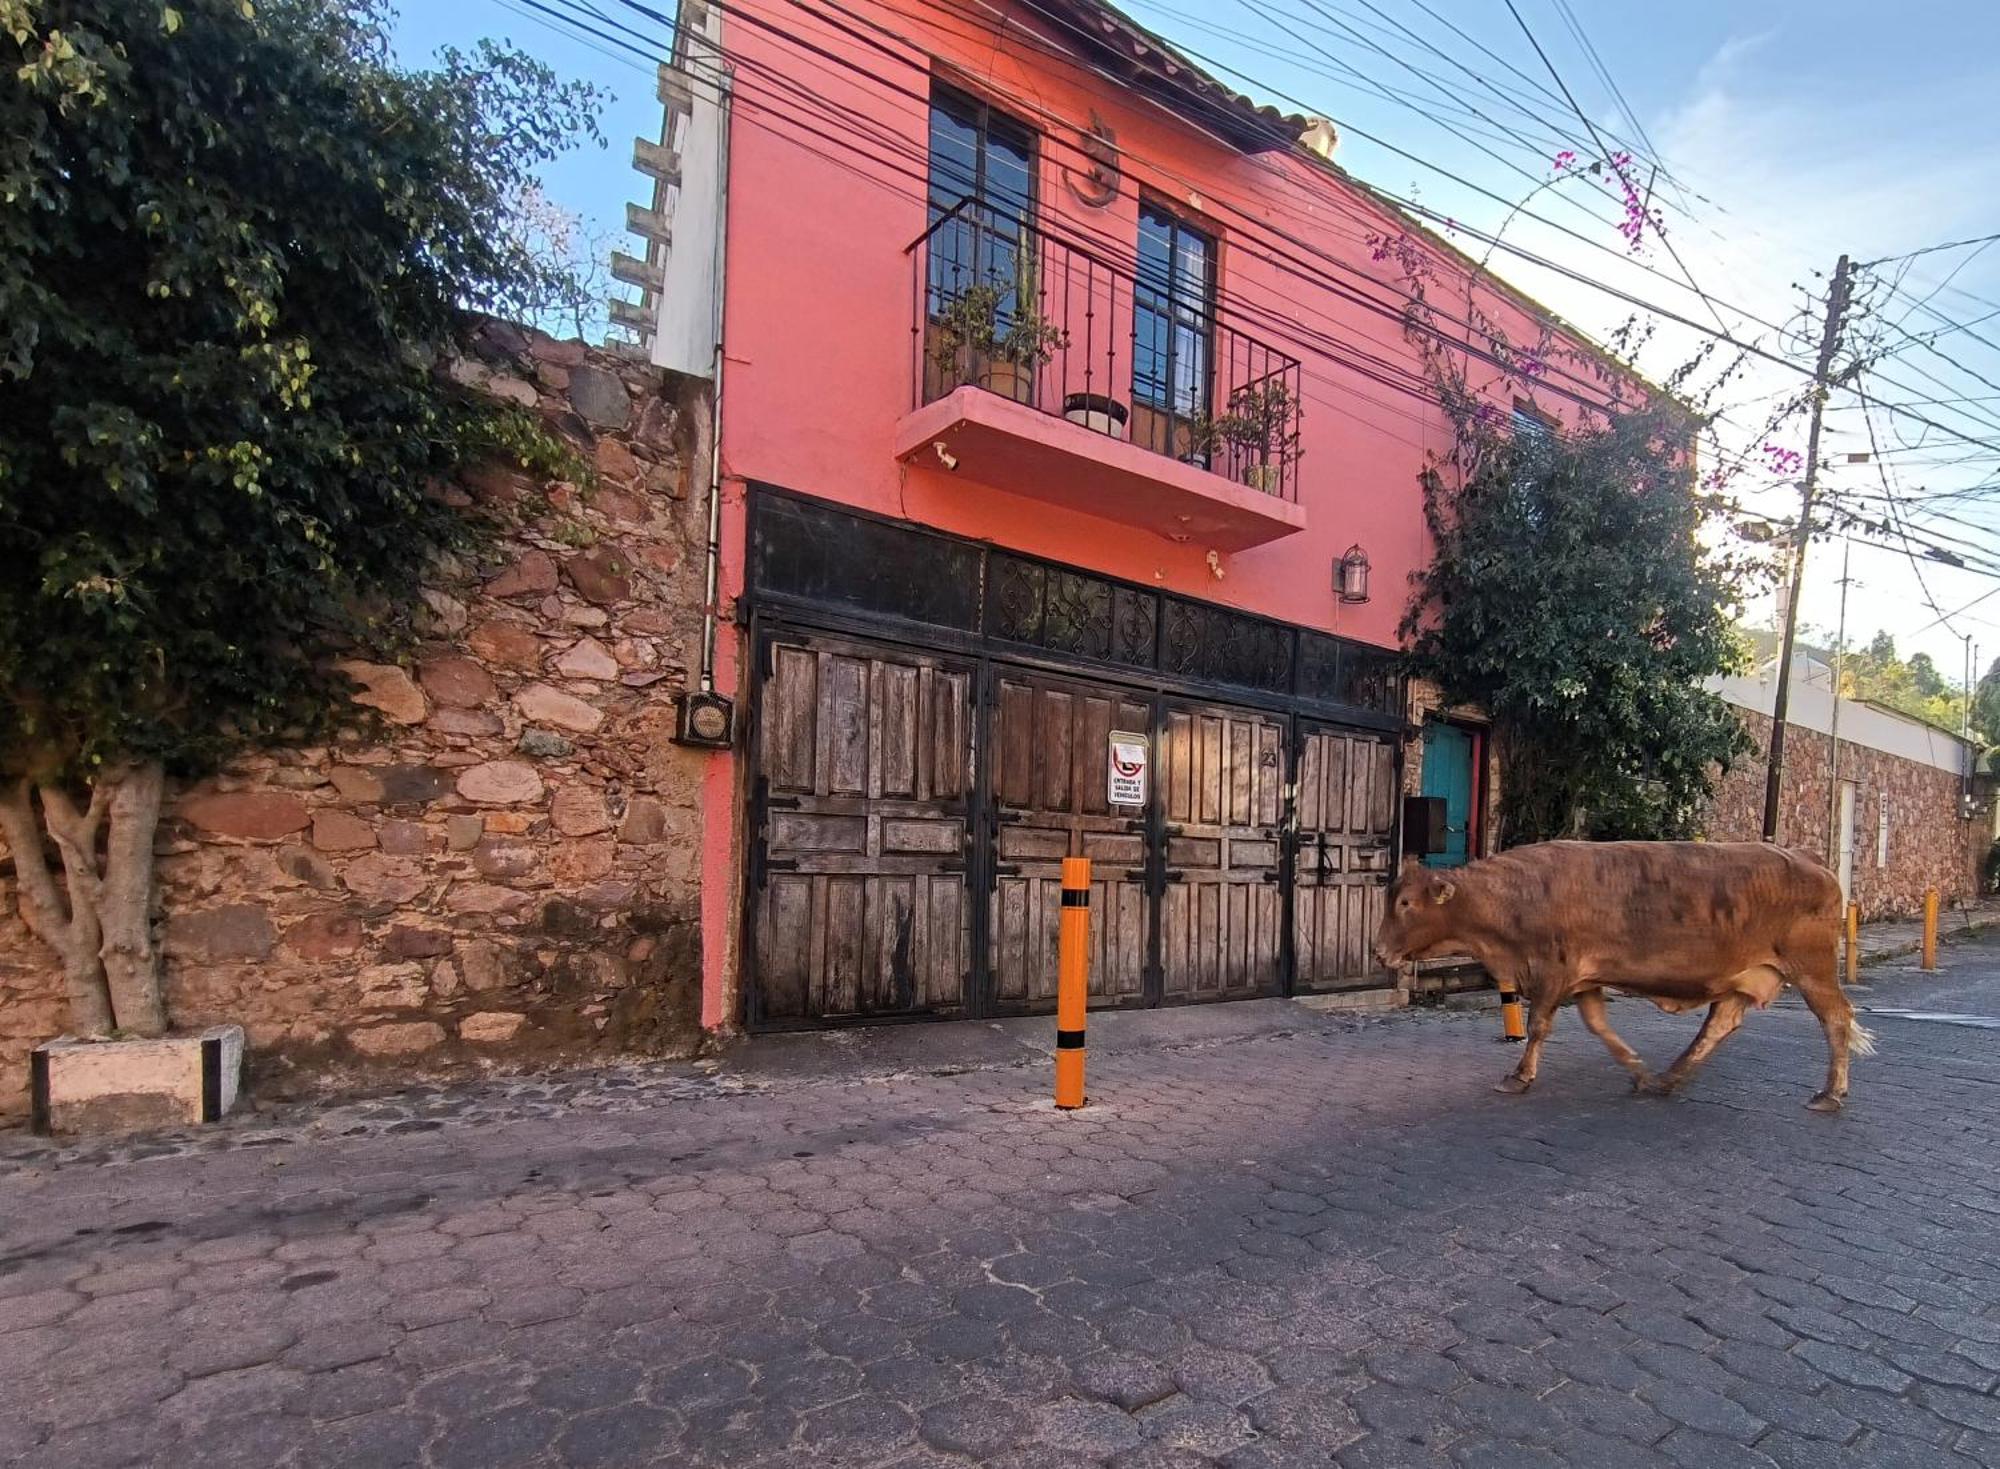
[1496,975,1526,1043]
[1055,856,1090,1109]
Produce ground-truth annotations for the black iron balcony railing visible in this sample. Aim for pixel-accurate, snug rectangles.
[908,198,1304,502]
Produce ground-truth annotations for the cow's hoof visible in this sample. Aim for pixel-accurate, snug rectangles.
[1493,1075,1532,1095]
[1806,1091,1845,1114]
[1628,1071,1661,1095]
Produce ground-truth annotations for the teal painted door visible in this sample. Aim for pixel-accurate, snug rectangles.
[1420,724,1475,868]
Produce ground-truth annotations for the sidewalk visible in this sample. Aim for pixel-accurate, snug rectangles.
[1856,894,2000,965]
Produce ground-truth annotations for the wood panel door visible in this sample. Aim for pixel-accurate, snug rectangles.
[986,671,1151,1011]
[751,633,974,1023]
[1156,702,1286,1003]
[1293,726,1396,991]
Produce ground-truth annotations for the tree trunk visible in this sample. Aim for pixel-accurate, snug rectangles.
[0,778,114,1036]
[98,764,168,1036]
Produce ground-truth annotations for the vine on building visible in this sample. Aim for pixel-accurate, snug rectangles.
[1372,225,1759,844]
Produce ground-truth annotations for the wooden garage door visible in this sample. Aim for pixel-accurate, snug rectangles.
[751,634,974,1022]
[1293,727,1396,991]
[1157,702,1286,1002]
[987,671,1150,1010]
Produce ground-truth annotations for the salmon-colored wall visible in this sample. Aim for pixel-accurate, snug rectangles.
[711,0,1622,650]
[695,0,1629,1029]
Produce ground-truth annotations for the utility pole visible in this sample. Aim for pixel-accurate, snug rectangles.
[1825,537,1853,866]
[1763,253,1854,842]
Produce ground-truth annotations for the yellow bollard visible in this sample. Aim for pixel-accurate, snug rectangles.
[1054,856,1090,1109]
[1845,902,1860,987]
[1922,888,1939,971]
[1496,975,1526,1043]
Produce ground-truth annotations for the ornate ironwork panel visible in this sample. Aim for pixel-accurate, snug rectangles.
[1109,585,1159,669]
[1160,597,1293,694]
[751,494,981,631]
[1337,644,1402,714]
[985,553,1044,644]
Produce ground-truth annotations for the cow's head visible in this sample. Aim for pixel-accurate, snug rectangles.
[1374,858,1464,968]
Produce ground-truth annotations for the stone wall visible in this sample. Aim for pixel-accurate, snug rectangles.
[0,327,718,1120]
[1704,708,1976,919]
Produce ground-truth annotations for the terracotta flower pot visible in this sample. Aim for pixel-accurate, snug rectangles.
[978,358,1036,405]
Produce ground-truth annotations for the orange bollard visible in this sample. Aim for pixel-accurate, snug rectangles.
[1845,902,1859,987]
[1922,888,1939,971]
[1054,856,1090,1109]
[1496,975,1526,1043]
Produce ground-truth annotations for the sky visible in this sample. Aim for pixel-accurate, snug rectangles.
[388,0,2000,686]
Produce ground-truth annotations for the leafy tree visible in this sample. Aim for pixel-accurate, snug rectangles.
[1405,401,1753,843]
[1835,631,1968,734]
[0,0,600,1036]
[1906,651,1946,700]
[1975,657,2000,745]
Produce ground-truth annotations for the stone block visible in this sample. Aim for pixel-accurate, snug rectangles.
[518,728,575,759]
[181,792,310,842]
[420,656,499,709]
[349,1022,446,1057]
[429,708,504,738]
[595,438,641,481]
[285,911,365,960]
[340,854,427,905]
[515,684,604,734]
[565,546,636,606]
[166,904,277,963]
[487,550,559,599]
[378,820,430,856]
[384,927,454,960]
[472,839,538,879]
[468,620,545,670]
[555,638,619,681]
[329,766,386,803]
[550,787,611,837]
[457,761,546,805]
[459,1012,528,1044]
[569,364,632,429]
[619,796,669,845]
[337,661,427,725]
[312,810,376,852]
[445,815,485,851]
[31,1027,244,1135]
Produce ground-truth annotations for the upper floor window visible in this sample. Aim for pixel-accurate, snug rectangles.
[1511,398,1555,446]
[1133,202,1216,425]
[926,85,1035,314]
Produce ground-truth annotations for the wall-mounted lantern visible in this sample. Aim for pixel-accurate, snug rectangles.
[1336,544,1371,604]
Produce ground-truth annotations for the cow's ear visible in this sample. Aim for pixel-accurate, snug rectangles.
[1399,855,1421,873]
[1431,880,1456,905]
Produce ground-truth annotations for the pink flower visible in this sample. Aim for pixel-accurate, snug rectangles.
[1553,150,1576,172]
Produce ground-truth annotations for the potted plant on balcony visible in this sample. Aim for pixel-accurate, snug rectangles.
[927,275,1068,407]
[1218,380,1301,493]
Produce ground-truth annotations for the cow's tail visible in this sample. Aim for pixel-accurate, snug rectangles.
[1849,1022,1878,1059]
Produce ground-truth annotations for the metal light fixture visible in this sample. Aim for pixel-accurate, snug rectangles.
[1336,544,1371,604]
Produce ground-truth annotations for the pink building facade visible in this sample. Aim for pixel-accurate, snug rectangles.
[640,0,1633,1033]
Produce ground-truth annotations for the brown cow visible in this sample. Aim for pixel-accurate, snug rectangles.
[1373,841,1875,1111]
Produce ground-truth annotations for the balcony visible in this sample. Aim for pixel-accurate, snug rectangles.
[894,200,1308,552]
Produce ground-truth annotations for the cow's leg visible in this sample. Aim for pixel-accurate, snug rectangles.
[1651,994,1750,1095]
[1790,941,1870,1112]
[1573,990,1653,1092]
[1494,974,1560,1094]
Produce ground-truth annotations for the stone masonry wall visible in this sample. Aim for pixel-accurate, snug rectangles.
[0,326,718,1120]
[1704,707,1975,920]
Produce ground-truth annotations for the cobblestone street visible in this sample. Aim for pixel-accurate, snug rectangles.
[4,943,1999,1469]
